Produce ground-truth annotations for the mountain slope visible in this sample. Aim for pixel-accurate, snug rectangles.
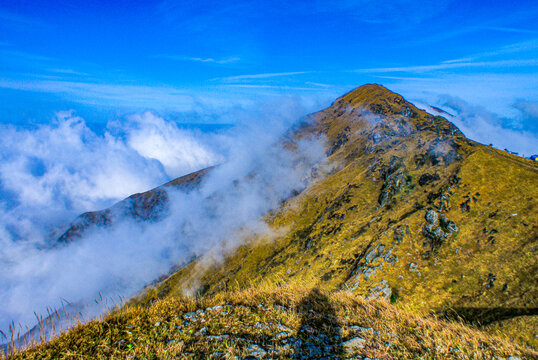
[8,287,536,359]
[8,84,536,358]
[139,84,538,347]
[56,166,213,244]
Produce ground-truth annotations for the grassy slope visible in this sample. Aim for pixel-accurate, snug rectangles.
[141,85,538,347]
[7,84,536,358]
[7,287,536,359]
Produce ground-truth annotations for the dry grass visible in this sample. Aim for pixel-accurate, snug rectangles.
[4,286,536,359]
[137,85,537,348]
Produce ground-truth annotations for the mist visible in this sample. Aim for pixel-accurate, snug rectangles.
[413,96,538,157]
[0,101,327,341]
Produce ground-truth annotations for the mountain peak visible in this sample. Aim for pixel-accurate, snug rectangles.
[332,83,419,117]
[314,84,464,153]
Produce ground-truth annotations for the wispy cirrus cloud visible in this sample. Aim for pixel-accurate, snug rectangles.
[155,54,241,64]
[47,68,89,76]
[353,59,538,74]
[442,38,538,64]
[225,84,324,91]
[0,78,196,109]
[214,71,311,83]
[481,26,538,35]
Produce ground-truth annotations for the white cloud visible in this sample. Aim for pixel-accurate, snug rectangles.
[354,59,538,74]
[157,55,241,64]
[214,71,311,82]
[414,96,538,156]
[126,112,219,177]
[0,111,219,238]
[0,101,327,342]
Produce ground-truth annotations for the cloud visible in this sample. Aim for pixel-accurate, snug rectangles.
[0,9,48,28]
[0,77,331,111]
[156,55,241,64]
[381,72,538,117]
[512,99,538,132]
[214,71,311,83]
[0,101,327,342]
[353,59,538,74]
[47,68,89,76]
[225,84,323,91]
[0,111,219,240]
[416,96,538,156]
[481,26,538,35]
[0,49,56,62]
[0,79,196,110]
[441,38,538,64]
[126,112,219,176]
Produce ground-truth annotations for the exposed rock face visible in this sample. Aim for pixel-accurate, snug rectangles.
[378,156,407,207]
[425,209,439,225]
[366,280,392,301]
[341,337,366,354]
[422,209,458,254]
[46,84,538,350]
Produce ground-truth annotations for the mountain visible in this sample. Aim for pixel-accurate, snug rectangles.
[10,287,536,359]
[56,166,213,244]
[139,84,538,346]
[7,84,537,359]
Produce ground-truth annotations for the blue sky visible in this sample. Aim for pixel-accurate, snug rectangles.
[0,0,537,153]
[0,0,538,333]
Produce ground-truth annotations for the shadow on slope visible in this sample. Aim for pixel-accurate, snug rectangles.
[295,288,343,359]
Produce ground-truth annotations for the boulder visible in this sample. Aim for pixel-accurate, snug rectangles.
[425,210,439,225]
[341,337,366,354]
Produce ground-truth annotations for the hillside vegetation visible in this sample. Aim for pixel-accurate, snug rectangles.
[6,84,537,358]
[5,287,536,359]
[140,84,538,348]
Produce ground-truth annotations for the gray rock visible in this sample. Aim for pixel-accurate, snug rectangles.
[365,244,385,263]
[409,263,418,272]
[304,343,322,357]
[341,337,366,353]
[245,344,267,358]
[365,280,392,301]
[208,335,230,341]
[422,223,435,234]
[446,221,458,233]
[182,312,198,321]
[254,322,268,330]
[363,266,378,280]
[425,210,439,225]
[205,305,224,312]
[432,226,445,239]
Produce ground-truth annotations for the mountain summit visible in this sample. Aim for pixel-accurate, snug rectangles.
[142,83,537,347]
[8,84,537,359]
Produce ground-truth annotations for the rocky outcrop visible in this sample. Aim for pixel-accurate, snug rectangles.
[422,209,458,254]
[378,156,407,207]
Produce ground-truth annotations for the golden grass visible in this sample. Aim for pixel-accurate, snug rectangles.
[4,286,536,359]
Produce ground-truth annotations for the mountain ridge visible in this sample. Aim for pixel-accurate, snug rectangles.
[9,84,536,358]
[134,84,537,348]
